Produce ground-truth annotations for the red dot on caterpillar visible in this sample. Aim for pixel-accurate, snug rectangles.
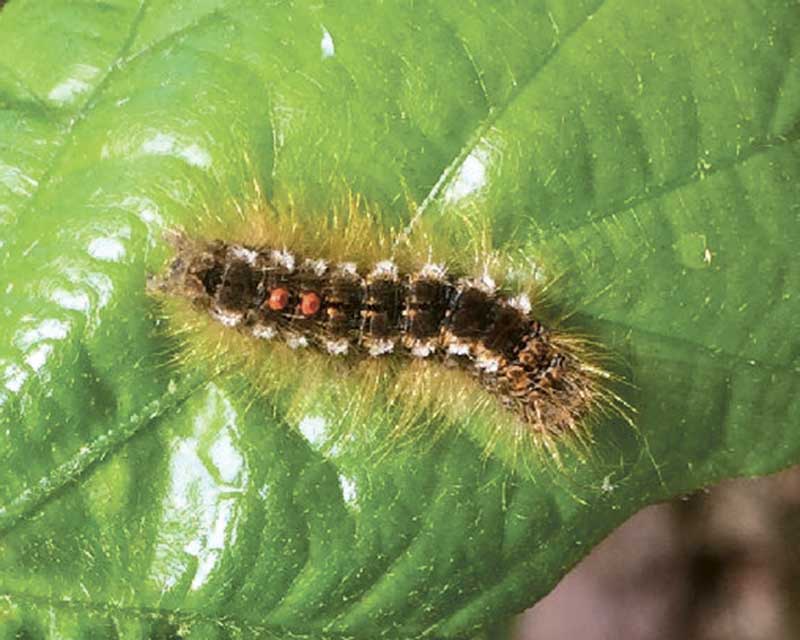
[267,287,290,311]
[301,292,322,317]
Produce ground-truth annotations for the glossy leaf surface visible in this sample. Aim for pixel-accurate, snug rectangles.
[0,1,798,637]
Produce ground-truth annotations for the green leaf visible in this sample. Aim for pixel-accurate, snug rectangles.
[0,0,798,638]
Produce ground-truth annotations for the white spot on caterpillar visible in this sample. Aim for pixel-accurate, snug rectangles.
[370,260,398,279]
[420,262,447,280]
[477,271,497,293]
[252,325,277,340]
[230,246,258,265]
[211,309,243,327]
[304,258,328,277]
[271,250,295,271]
[287,335,308,350]
[410,342,435,358]
[368,339,395,357]
[475,355,500,374]
[447,342,471,356]
[508,293,532,315]
[460,273,496,295]
[325,338,349,355]
[337,262,359,277]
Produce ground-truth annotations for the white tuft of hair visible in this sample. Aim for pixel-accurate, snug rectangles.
[325,338,349,355]
[337,262,359,277]
[419,262,447,280]
[410,342,435,358]
[305,258,328,277]
[476,271,497,293]
[370,260,398,279]
[271,249,296,271]
[211,308,243,327]
[508,293,532,315]
[230,245,258,265]
[286,335,308,349]
[252,325,277,340]
[475,355,500,373]
[368,339,395,357]
[447,342,471,356]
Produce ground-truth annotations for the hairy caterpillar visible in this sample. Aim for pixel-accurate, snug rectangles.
[150,193,621,469]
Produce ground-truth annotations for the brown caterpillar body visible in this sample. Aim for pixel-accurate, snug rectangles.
[158,233,605,436]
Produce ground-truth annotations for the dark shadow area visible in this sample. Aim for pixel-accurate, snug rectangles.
[515,466,800,640]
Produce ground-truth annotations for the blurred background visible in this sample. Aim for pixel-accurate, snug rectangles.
[512,467,800,640]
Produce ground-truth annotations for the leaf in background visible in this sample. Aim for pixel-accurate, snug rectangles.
[0,0,797,638]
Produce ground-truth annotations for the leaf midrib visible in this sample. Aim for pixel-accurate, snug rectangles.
[6,0,150,231]
[0,376,201,537]
[405,0,609,233]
